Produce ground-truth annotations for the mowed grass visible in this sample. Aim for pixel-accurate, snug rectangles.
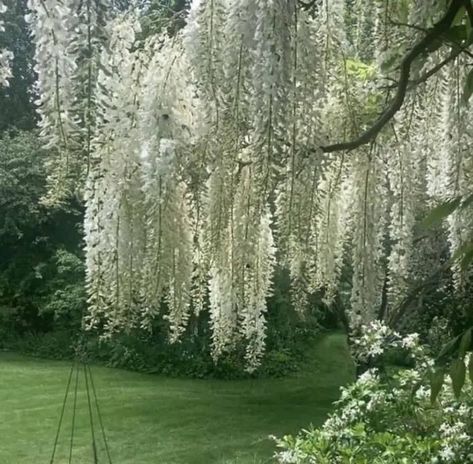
[0,333,354,464]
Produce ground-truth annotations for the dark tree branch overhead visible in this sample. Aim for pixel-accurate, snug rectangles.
[388,18,428,33]
[320,0,473,154]
[414,42,473,85]
[382,41,473,92]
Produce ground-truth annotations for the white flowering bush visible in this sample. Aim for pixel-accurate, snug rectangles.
[351,321,430,367]
[275,324,473,463]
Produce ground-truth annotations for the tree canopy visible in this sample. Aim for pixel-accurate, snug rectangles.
[13,0,473,369]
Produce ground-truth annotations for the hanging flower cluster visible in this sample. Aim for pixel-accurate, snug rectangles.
[0,1,12,86]
[26,0,110,202]
[27,0,473,368]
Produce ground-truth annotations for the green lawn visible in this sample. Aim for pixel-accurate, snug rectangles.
[0,334,354,464]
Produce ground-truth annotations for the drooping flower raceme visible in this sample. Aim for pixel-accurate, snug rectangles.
[0,1,12,86]
[27,0,473,367]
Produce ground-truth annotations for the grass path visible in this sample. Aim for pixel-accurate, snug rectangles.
[0,334,354,464]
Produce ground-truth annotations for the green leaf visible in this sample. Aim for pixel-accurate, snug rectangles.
[462,68,473,104]
[422,197,461,227]
[460,247,473,271]
[453,6,467,26]
[444,24,468,44]
[426,24,468,54]
[452,239,473,271]
[345,58,376,80]
[468,19,473,41]
[430,369,445,404]
[459,328,472,358]
[449,358,466,399]
[438,333,462,360]
[469,354,473,385]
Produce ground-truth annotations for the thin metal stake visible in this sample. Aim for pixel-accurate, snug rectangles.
[68,362,80,463]
[50,363,75,464]
[88,364,113,463]
[84,363,98,464]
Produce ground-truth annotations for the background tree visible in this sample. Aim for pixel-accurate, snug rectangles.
[0,0,35,130]
[0,132,84,343]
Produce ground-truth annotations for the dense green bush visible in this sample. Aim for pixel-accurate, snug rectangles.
[276,369,473,463]
[7,310,319,380]
[0,131,84,340]
[3,261,320,379]
[3,329,77,359]
[82,292,320,380]
[2,259,320,379]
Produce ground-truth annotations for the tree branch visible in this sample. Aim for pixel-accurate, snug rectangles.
[320,0,470,154]
[388,17,428,33]
[414,41,472,85]
[382,40,473,91]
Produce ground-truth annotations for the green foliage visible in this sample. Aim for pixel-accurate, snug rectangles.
[2,329,76,359]
[421,194,473,274]
[430,368,445,404]
[0,131,46,236]
[462,68,473,104]
[459,328,472,357]
[80,286,320,380]
[449,358,466,398]
[380,53,399,73]
[139,0,188,38]
[0,131,84,339]
[277,428,445,464]
[419,193,473,399]
[37,249,86,323]
[432,327,473,400]
[469,354,473,384]
[421,197,462,228]
[344,59,376,81]
[453,239,473,272]
[275,353,473,463]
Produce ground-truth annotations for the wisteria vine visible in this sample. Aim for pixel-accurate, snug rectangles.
[25,0,473,369]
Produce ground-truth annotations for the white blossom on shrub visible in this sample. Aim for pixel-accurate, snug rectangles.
[275,335,473,463]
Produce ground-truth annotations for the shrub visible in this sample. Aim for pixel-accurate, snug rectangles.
[274,324,473,463]
[5,329,77,359]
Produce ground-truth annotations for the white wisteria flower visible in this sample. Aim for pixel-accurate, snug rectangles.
[24,0,473,367]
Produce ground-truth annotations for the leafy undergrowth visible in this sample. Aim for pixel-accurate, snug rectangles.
[0,333,354,464]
